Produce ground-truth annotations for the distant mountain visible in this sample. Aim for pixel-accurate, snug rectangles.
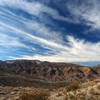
[0,60,99,84]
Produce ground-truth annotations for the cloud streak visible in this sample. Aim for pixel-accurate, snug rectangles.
[66,0,100,30]
[0,0,71,22]
[0,0,100,63]
[10,35,100,62]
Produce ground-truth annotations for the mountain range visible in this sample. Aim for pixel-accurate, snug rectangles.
[0,60,99,87]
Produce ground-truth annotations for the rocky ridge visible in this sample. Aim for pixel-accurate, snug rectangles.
[0,60,99,83]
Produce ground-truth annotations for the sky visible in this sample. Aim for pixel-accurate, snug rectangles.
[0,0,100,66]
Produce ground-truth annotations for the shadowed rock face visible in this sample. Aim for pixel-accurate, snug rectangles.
[0,60,99,82]
[92,65,100,76]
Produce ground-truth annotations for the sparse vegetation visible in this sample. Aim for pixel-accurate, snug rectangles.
[64,90,100,100]
[64,82,80,92]
[97,84,100,89]
[64,80,100,100]
[0,79,100,100]
[19,90,49,100]
[0,60,99,100]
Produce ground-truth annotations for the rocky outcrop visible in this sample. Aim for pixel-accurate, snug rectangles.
[0,60,99,82]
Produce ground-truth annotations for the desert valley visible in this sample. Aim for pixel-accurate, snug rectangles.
[0,60,99,100]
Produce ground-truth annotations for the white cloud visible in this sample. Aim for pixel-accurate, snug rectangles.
[67,0,100,29]
[0,0,71,22]
[1,0,100,29]
[0,5,65,44]
[0,21,69,52]
[1,21,100,62]
[11,35,100,62]
[0,7,65,54]
[23,21,64,44]
[0,17,100,62]
[0,33,27,48]
[0,0,100,62]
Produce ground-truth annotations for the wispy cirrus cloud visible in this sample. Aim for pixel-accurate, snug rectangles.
[0,0,100,64]
[12,35,100,62]
[0,34,27,48]
[1,13,100,62]
[0,0,71,22]
[66,0,100,30]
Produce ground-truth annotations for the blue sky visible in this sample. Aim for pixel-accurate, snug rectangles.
[0,0,100,66]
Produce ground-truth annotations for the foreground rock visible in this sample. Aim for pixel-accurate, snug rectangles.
[0,79,99,100]
[0,60,100,83]
[49,79,100,100]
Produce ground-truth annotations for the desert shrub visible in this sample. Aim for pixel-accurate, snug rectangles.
[64,93,77,100]
[97,84,100,89]
[19,90,49,100]
[65,92,87,100]
[76,92,87,100]
[65,90,99,100]
[65,82,80,92]
[89,88,100,96]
